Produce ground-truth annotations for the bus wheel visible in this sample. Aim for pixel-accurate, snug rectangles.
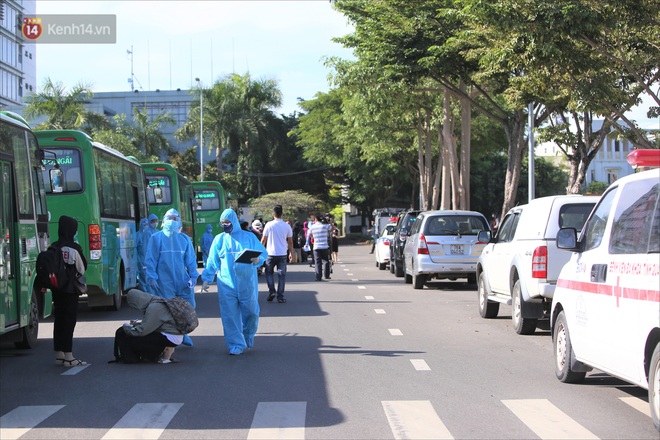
[15,291,39,349]
[110,290,122,311]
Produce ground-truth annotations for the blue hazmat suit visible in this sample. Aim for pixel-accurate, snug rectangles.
[201,208,267,353]
[136,218,149,289]
[140,213,160,294]
[201,224,214,267]
[145,209,198,308]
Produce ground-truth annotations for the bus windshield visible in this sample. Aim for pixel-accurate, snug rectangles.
[146,175,172,204]
[40,148,83,194]
[194,189,220,211]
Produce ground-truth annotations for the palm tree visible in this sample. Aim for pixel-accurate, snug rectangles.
[176,72,282,188]
[129,107,175,157]
[23,78,110,132]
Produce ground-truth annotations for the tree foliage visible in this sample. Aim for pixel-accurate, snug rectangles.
[248,190,323,221]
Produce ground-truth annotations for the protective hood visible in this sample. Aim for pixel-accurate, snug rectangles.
[206,224,213,233]
[220,208,240,234]
[57,215,78,242]
[148,213,158,222]
[127,289,153,312]
[140,218,149,231]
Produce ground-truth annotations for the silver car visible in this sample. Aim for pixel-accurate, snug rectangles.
[402,210,490,289]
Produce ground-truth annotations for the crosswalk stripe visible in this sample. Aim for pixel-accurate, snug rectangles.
[61,364,90,375]
[101,403,183,439]
[619,397,650,417]
[375,309,386,314]
[365,295,374,300]
[247,402,306,439]
[382,400,453,439]
[389,329,403,336]
[410,359,431,371]
[0,405,65,440]
[503,399,599,439]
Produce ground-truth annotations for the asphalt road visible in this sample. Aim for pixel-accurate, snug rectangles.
[1,239,657,439]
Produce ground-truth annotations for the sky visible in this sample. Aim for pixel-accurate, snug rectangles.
[32,0,656,128]
[33,0,355,116]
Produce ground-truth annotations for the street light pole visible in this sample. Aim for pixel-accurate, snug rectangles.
[195,77,204,181]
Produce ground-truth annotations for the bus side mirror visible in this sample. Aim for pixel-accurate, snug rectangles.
[49,168,64,193]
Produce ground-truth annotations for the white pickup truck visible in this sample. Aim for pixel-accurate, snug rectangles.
[476,195,599,334]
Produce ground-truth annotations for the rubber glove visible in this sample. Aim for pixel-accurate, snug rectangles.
[251,257,261,265]
[201,281,209,292]
[187,278,194,288]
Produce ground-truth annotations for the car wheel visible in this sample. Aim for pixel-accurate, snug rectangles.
[649,343,660,432]
[379,262,386,270]
[403,259,412,284]
[553,310,586,383]
[467,273,477,285]
[15,291,39,349]
[413,273,426,289]
[395,259,404,278]
[478,273,499,319]
[389,258,395,274]
[512,279,537,335]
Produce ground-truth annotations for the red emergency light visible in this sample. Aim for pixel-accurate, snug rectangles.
[627,149,660,170]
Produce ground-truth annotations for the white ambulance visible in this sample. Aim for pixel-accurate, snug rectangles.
[551,149,660,432]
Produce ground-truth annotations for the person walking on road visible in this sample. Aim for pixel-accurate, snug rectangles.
[261,205,293,303]
[201,209,267,355]
[308,213,332,281]
[144,208,198,346]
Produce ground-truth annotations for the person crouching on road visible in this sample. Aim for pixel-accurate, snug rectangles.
[201,209,267,355]
[119,289,184,364]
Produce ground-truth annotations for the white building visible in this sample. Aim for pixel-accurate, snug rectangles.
[1,0,37,107]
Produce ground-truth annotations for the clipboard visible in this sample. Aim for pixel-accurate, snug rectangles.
[235,249,262,264]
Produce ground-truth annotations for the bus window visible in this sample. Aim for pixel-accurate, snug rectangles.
[147,176,172,204]
[41,148,83,194]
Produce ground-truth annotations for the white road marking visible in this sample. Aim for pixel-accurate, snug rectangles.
[619,397,650,417]
[247,402,306,439]
[365,295,374,300]
[502,399,599,439]
[410,359,431,371]
[358,285,366,289]
[389,329,403,336]
[61,364,90,375]
[382,400,453,439]
[0,405,64,440]
[374,309,386,314]
[101,403,183,439]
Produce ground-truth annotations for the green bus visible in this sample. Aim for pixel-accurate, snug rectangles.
[0,111,51,348]
[141,163,196,244]
[192,181,227,263]
[36,130,149,310]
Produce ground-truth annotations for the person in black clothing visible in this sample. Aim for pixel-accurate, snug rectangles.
[52,215,88,367]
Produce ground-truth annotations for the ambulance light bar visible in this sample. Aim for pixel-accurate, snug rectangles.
[626,149,660,170]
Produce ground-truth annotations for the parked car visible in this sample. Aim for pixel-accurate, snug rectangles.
[402,210,490,289]
[551,157,659,431]
[389,210,421,277]
[374,222,397,270]
[476,195,599,335]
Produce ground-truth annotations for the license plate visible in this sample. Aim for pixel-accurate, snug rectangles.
[450,245,464,255]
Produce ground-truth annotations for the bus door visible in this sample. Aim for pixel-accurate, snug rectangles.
[0,160,18,328]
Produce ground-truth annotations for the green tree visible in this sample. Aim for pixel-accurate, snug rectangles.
[128,107,175,157]
[169,147,201,181]
[248,190,323,221]
[23,78,110,132]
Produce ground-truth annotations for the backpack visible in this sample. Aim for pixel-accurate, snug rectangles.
[110,326,163,364]
[153,296,199,334]
[296,230,306,248]
[35,243,69,290]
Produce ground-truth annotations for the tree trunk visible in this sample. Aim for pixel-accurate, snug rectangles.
[215,145,223,178]
[500,109,527,216]
[460,81,471,210]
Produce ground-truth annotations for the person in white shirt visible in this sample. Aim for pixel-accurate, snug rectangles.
[307,213,332,281]
[260,205,293,303]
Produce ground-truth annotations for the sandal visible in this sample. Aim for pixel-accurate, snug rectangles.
[55,358,65,366]
[62,359,87,367]
[277,297,286,303]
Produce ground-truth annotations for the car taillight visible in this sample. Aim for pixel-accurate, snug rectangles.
[383,239,390,246]
[532,246,547,278]
[417,234,429,255]
[89,224,101,250]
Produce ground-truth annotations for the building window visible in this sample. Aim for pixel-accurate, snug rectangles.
[614,139,620,152]
[607,169,619,184]
[591,169,596,182]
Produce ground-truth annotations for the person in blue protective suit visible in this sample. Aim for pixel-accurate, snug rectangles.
[136,218,150,291]
[145,208,198,346]
[140,214,160,294]
[201,208,267,355]
[201,224,214,267]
